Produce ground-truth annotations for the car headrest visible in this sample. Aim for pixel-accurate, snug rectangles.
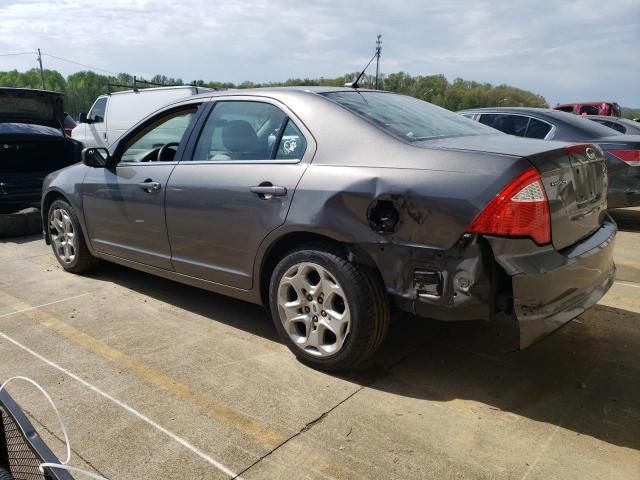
[221,120,258,153]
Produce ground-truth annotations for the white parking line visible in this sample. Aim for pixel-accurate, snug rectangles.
[615,281,640,289]
[0,292,96,319]
[0,332,240,479]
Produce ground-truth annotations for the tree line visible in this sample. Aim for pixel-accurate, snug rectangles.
[1,68,550,117]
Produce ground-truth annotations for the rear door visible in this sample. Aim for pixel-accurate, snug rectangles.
[83,105,201,269]
[165,98,313,289]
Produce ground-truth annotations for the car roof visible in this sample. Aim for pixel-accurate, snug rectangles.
[187,86,387,101]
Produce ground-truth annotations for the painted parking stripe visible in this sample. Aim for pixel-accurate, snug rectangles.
[0,291,96,319]
[0,332,240,479]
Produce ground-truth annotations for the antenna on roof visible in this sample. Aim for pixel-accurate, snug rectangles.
[345,34,382,89]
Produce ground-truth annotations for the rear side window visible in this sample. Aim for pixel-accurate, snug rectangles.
[320,91,496,141]
[478,114,529,136]
[275,120,307,160]
[593,119,625,134]
[88,97,107,123]
[556,106,574,113]
[192,101,305,161]
[525,118,552,139]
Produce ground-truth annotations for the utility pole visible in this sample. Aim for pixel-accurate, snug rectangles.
[37,48,45,89]
[375,34,382,90]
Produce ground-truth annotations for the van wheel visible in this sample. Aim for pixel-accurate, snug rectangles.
[48,199,99,273]
[269,245,389,371]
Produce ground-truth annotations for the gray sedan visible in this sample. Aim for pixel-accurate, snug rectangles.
[42,88,615,371]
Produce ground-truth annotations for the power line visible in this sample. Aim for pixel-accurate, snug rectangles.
[0,51,36,57]
[41,53,119,75]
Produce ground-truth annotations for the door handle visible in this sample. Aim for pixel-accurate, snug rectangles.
[250,185,287,197]
[138,180,161,192]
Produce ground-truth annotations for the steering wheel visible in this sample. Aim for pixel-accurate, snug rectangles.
[157,142,180,162]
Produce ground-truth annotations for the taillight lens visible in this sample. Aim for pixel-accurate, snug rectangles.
[466,167,550,245]
[609,149,640,166]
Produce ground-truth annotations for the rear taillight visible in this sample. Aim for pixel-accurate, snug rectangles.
[609,149,640,166]
[466,167,550,245]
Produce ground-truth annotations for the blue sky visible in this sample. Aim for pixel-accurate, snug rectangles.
[1,0,639,106]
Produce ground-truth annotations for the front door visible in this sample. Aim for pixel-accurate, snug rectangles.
[165,99,312,289]
[82,106,200,269]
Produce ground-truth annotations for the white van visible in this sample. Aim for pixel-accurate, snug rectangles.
[71,85,211,148]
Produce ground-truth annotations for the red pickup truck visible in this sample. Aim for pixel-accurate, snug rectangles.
[554,101,622,117]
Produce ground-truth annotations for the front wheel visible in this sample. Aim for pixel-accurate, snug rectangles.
[48,199,99,273]
[269,245,389,371]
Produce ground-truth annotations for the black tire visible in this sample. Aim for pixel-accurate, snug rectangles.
[0,466,14,480]
[269,244,389,371]
[47,198,99,273]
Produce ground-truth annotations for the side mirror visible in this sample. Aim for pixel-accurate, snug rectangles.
[79,112,92,124]
[82,147,111,168]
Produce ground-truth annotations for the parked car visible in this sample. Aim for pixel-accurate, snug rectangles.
[0,88,79,214]
[43,88,616,371]
[554,101,621,117]
[585,115,640,135]
[459,107,640,208]
[72,85,212,148]
[62,112,76,137]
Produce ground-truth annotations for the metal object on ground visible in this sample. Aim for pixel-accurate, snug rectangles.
[0,390,73,480]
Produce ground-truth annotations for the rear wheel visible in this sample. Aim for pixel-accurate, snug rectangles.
[48,199,99,273]
[269,245,389,371]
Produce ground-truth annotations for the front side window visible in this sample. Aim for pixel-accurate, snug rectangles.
[321,91,496,142]
[525,118,552,139]
[193,101,301,161]
[119,108,197,163]
[478,114,529,136]
[88,97,107,123]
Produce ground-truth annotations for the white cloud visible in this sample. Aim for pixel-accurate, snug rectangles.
[0,0,638,105]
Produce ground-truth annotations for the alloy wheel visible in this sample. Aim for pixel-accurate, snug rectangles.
[277,262,351,357]
[49,208,77,264]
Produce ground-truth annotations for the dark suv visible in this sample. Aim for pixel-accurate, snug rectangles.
[0,88,79,213]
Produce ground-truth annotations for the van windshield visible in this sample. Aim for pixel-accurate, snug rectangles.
[320,91,497,141]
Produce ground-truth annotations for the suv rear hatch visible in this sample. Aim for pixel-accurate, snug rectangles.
[0,88,64,130]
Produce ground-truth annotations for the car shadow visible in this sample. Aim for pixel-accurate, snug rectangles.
[610,208,640,232]
[87,262,639,452]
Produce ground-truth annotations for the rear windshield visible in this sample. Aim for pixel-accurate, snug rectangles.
[548,110,624,138]
[0,90,58,125]
[320,91,497,142]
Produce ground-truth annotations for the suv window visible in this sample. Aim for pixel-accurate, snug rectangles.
[120,108,197,163]
[478,114,529,136]
[320,91,496,141]
[88,97,107,123]
[525,118,552,139]
[579,105,600,115]
[556,106,574,113]
[193,101,293,161]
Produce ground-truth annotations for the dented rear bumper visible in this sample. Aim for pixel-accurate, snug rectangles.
[486,215,616,348]
[362,216,616,350]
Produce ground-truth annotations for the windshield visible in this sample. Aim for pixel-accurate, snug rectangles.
[548,110,624,138]
[320,91,498,141]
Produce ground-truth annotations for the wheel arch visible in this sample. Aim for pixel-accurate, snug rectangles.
[257,230,379,307]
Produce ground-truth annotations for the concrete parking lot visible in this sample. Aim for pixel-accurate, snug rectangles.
[1,209,639,480]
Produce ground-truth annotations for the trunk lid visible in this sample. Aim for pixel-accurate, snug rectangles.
[527,144,607,250]
[418,134,608,250]
[0,88,64,130]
